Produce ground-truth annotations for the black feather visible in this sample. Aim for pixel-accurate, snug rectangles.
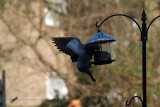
[52,37,75,55]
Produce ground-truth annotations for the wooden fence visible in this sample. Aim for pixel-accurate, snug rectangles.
[0,70,6,107]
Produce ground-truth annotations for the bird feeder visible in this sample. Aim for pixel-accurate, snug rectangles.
[87,31,116,65]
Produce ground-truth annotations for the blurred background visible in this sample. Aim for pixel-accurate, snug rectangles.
[0,0,160,107]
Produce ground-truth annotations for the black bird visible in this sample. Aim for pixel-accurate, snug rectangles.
[52,37,100,82]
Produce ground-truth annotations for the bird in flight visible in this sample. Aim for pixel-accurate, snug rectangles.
[52,37,100,82]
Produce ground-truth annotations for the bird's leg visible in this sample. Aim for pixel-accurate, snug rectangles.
[86,70,96,82]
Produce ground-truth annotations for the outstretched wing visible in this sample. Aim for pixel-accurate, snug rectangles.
[52,37,74,54]
[52,37,83,62]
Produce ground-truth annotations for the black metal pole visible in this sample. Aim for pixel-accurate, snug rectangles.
[142,41,147,107]
[141,10,147,107]
[96,10,160,107]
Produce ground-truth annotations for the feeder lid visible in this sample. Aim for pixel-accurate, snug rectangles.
[87,32,116,44]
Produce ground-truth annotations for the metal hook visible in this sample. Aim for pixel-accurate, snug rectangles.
[95,21,100,32]
[126,96,143,106]
[95,21,100,27]
[95,14,142,33]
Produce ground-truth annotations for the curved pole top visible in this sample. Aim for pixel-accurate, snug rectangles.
[96,14,142,33]
[147,15,160,33]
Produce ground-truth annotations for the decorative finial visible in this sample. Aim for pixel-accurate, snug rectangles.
[141,9,147,21]
[142,9,146,17]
